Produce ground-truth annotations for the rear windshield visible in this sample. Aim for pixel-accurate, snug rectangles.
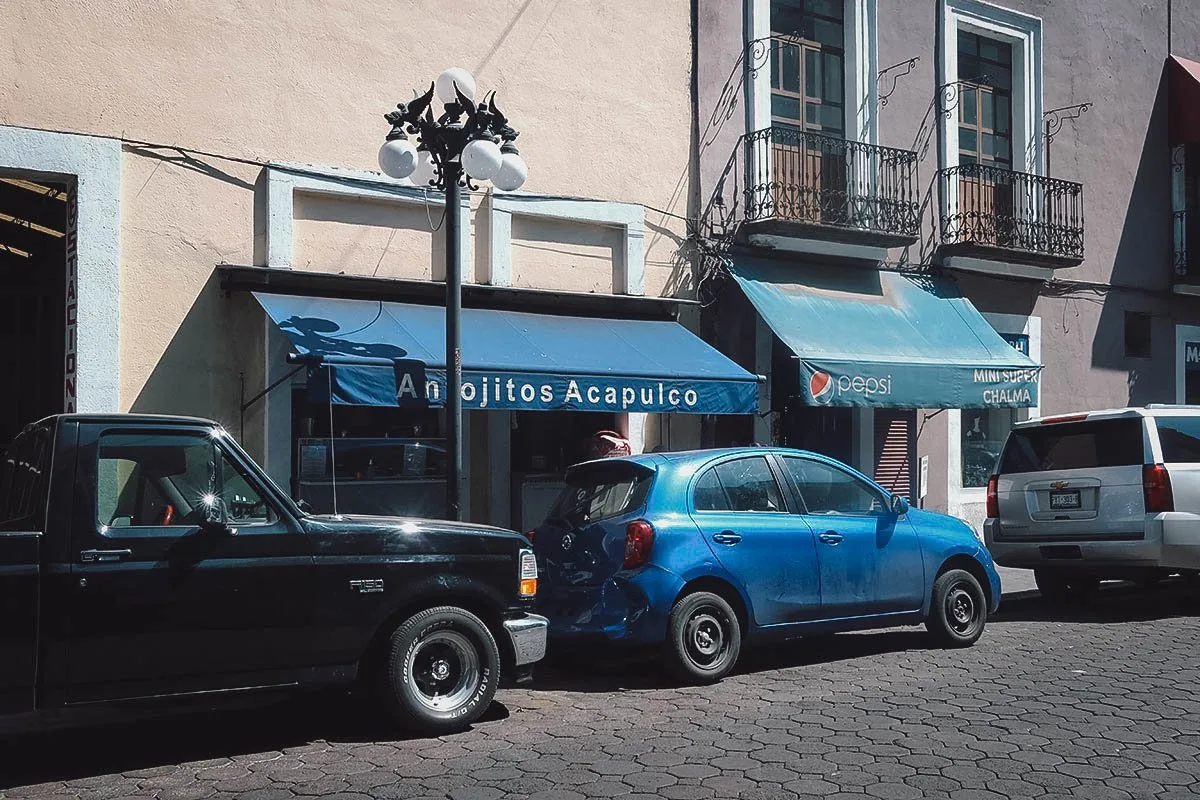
[999,418,1143,474]
[549,464,653,527]
[1155,416,1200,462]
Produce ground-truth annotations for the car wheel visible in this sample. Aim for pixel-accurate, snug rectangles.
[1034,569,1099,604]
[665,591,742,684]
[380,606,500,734]
[926,569,987,648]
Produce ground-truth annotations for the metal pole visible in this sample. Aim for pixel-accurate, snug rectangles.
[444,162,464,521]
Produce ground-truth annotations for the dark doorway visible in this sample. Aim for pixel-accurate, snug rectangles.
[0,174,69,447]
[782,401,853,464]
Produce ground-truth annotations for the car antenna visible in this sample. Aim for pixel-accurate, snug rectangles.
[326,364,340,519]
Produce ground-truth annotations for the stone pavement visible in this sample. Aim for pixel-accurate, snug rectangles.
[3,581,1200,800]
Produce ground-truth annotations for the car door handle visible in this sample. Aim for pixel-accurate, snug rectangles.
[80,549,133,563]
[817,531,843,545]
[712,531,742,545]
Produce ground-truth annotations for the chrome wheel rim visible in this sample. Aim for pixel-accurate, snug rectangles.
[406,630,480,712]
[945,584,979,635]
[684,606,731,669]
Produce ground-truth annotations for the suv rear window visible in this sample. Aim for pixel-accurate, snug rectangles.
[999,418,1144,474]
[1155,416,1200,462]
[550,463,653,527]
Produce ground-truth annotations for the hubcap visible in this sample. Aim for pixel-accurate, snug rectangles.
[946,585,978,634]
[406,630,481,712]
[684,607,730,667]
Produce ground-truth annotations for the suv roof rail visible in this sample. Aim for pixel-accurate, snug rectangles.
[1146,403,1200,409]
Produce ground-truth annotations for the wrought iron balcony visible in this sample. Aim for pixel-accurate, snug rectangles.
[1175,210,1195,284]
[937,164,1084,268]
[704,126,920,249]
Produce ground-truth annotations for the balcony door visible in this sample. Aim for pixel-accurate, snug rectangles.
[956,32,1016,247]
[769,0,846,225]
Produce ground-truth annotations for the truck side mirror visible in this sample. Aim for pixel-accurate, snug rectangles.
[201,495,236,536]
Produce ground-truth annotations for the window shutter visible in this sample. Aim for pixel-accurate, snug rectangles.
[874,410,916,498]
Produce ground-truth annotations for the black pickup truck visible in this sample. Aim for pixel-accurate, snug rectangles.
[0,414,547,734]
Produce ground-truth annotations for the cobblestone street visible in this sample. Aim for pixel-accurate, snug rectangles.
[4,580,1199,800]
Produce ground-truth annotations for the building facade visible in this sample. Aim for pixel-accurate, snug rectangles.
[0,0,759,529]
[694,0,1200,531]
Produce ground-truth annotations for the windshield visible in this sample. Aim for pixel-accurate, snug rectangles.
[999,419,1143,474]
[548,464,653,527]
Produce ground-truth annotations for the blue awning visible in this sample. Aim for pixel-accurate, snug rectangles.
[253,292,759,414]
[728,257,1040,408]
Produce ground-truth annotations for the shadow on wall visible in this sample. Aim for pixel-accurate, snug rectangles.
[1090,63,1173,405]
[129,271,265,442]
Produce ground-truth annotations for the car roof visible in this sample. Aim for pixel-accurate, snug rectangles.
[30,413,221,428]
[1015,405,1200,429]
[570,446,851,472]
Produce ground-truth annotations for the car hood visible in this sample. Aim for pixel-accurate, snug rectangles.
[904,507,979,542]
[300,514,529,555]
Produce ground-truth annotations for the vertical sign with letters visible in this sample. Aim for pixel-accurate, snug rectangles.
[64,183,78,413]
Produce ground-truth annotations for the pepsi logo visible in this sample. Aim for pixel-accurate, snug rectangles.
[810,370,833,401]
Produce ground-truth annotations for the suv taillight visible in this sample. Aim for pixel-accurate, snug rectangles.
[1144,464,1174,513]
[986,474,999,519]
[623,520,655,569]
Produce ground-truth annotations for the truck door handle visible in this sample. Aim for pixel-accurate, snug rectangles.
[817,531,843,545]
[712,531,742,545]
[80,549,133,563]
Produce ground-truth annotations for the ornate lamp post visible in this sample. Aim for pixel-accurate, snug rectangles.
[377,68,527,522]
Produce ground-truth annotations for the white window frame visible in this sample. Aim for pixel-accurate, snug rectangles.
[946,312,1041,524]
[1176,324,1200,404]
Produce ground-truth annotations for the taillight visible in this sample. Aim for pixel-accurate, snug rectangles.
[986,475,999,519]
[1144,464,1174,513]
[623,520,655,569]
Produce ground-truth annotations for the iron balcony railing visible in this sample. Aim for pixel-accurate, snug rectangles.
[937,163,1084,262]
[1174,210,1192,279]
[704,126,919,243]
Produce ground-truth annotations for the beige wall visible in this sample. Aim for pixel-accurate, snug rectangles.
[0,0,694,428]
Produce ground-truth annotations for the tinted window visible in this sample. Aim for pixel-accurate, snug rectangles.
[1155,417,1200,462]
[0,425,52,531]
[97,432,275,529]
[693,457,785,513]
[999,419,1143,474]
[784,457,882,515]
[551,464,652,526]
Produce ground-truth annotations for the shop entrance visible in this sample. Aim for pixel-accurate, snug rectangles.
[782,401,853,464]
[0,175,69,446]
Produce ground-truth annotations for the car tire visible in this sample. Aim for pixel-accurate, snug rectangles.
[926,569,987,648]
[380,606,500,735]
[665,591,742,685]
[1034,569,1099,604]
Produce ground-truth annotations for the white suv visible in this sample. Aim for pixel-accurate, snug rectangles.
[983,406,1200,601]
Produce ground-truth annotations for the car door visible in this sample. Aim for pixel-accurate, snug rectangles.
[688,455,822,627]
[779,455,924,619]
[67,423,316,702]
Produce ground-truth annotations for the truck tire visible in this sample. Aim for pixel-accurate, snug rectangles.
[1034,569,1099,604]
[926,569,987,648]
[664,591,742,684]
[381,606,501,734]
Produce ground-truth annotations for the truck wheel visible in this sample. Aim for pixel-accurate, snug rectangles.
[665,591,741,684]
[381,606,500,734]
[926,569,987,648]
[1035,569,1098,604]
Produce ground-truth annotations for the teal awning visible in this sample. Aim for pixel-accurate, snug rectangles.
[729,257,1040,408]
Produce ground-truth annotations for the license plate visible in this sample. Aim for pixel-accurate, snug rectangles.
[1049,490,1081,510]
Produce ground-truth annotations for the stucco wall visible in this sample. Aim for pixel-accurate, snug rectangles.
[1,0,694,441]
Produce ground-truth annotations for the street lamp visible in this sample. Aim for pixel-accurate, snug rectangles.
[378,67,528,521]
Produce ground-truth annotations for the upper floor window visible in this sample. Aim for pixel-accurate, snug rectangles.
[957,32,1013,167]
[770,0,845,137]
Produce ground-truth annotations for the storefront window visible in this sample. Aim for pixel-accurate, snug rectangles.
[961,408,1016,488]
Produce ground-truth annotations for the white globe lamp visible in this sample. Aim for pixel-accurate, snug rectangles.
[493,150,528,191]
[378,137,418,180]
[410,151,438,187]
[461,139,503,181]
[436,67,476,104]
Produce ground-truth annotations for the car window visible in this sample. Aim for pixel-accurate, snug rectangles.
[783,457,882,516]
[97,432,276,529]
[550,463,652,526]
[1155,417,1200,462]
[999,419,1143,473]
[693,457,785,513]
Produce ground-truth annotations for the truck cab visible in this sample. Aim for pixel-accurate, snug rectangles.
[0,414,546,734]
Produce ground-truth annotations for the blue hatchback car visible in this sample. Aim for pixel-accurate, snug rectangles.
[533,447,1001,683]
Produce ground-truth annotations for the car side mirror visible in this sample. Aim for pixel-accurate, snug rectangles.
[201,495,237,536]
[297,498,313,514]
[890,494,910,516]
